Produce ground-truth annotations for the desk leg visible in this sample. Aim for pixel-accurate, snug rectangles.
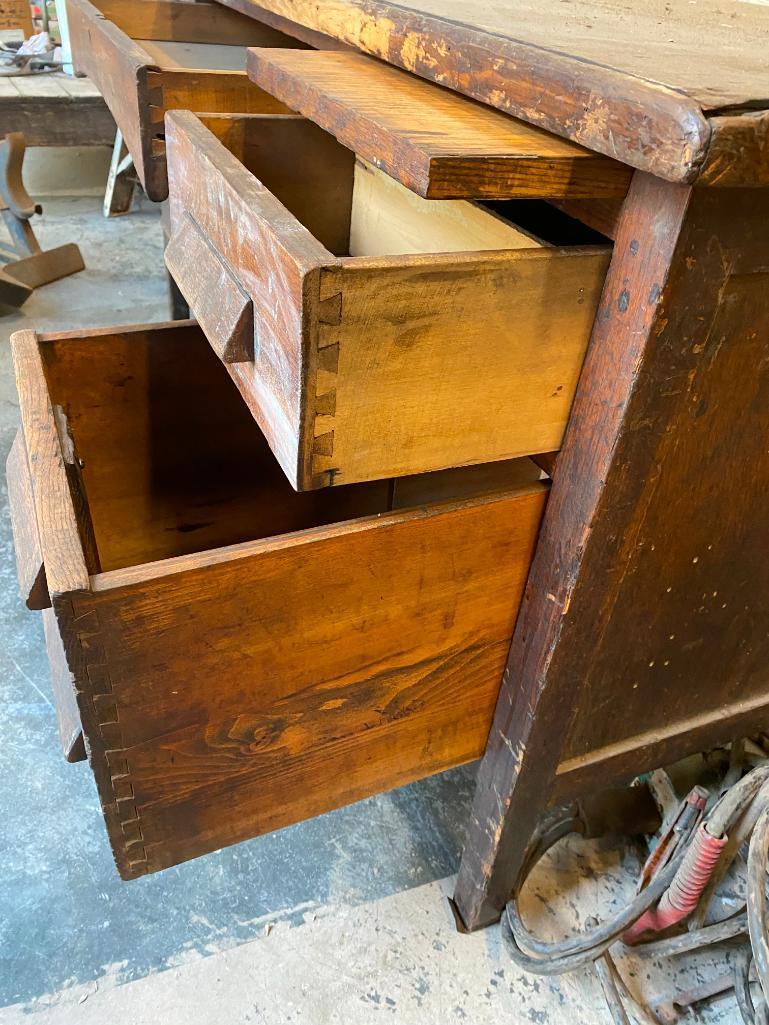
[454,174,769,930]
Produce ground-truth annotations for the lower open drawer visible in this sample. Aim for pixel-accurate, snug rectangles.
[9,320,546,878]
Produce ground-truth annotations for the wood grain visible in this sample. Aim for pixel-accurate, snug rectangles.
[72,481,546,876]
[313,244,609,487]
[165,214,254,363]
[94,0,300,46]
[42,607,86,763]
[246,48,631,199]
[6,429,49,610]
[454,174,769,931]
[35,322,390,573]
[11,331,91,599]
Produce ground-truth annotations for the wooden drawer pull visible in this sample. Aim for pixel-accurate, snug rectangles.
[165,213,254,364]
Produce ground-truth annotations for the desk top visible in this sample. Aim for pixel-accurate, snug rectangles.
[216,0,769,185]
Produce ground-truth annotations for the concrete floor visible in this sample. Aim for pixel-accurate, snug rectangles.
[0,198,743,1024]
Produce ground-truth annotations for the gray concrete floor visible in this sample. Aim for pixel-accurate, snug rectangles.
[0,198,742,1023]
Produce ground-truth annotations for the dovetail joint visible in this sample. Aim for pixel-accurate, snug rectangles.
[70,601,153,877]
[312,290,342,486]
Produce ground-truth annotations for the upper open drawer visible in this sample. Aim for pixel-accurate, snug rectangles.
[67,0,308,201]
[165,110,611,490]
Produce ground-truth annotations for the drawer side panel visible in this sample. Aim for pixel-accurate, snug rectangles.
[312,247,610,486]
[166,110,335,485]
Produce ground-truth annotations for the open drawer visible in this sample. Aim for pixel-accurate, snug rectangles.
[67,0,307,201]
[10,320,546,878]
[165,110,611,491]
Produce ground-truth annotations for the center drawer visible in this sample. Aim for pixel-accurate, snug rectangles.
[10,320,546,878]
[165,110,611,491]
[67,0,308,201]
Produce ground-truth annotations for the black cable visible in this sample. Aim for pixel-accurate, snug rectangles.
[501,836,688,975]
[735,946,757,1025]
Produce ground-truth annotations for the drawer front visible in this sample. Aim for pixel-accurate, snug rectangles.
[11,321,547,878]
[67,0,301,201]
[166,110,611,491]
[64,485,545,878]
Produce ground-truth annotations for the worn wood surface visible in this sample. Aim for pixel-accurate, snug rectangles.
[67,0,298,200]
[6,429,48,610]
[453,175,769,931]
[247,49,631,200]
[11,320,547,877]
[218,0,769,184]
[166,111,610,489]
[11,331,91,600]
[165,214,254,362]
[42,607,86,763]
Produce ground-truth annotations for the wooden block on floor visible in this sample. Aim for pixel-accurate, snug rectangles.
[247,48,632,200]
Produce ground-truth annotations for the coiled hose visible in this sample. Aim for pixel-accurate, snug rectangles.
[501,757,769,1024]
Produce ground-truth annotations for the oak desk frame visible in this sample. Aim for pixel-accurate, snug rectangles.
[212,0,769,931]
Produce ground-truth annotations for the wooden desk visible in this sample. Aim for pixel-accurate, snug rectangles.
[208,0,769,929]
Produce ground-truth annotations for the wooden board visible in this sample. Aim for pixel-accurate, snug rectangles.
[217,0,769,185]
[314,245,609,485]
[93,0,300,47]
[42,607,86,763]
[64,483,546,877]
[349,160,543,256]
[138,39,248,71]
[0,76,113,146]
[247,49,631,199]
[6,429,48,609]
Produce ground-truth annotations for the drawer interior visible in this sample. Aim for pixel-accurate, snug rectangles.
[139,39,249,72]
[39,323,543,575]
[93,0,302,69]
[199,114,550,258]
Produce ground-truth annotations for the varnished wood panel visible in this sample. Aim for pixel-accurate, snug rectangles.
[35,322,389,573]
[217,0,769,185]
[247,49,631,199]
[313,245,609,486]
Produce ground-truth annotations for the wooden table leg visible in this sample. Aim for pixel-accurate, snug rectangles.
[453,174,769,931]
